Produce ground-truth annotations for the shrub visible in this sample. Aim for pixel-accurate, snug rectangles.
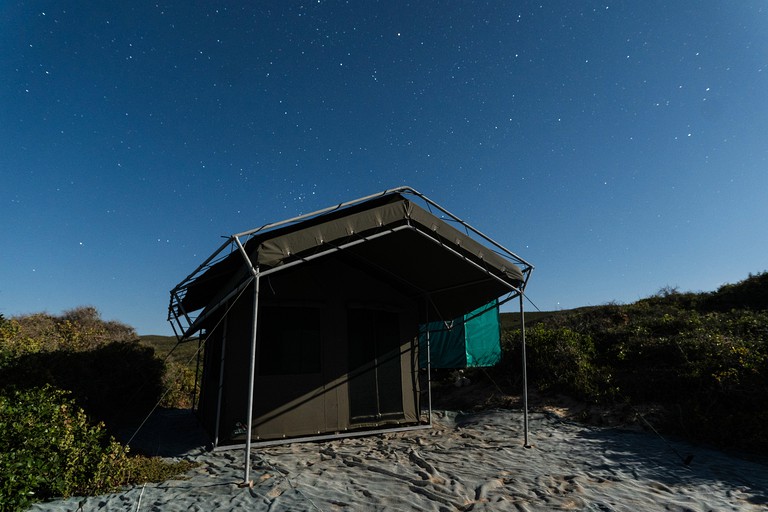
[0,307,137,358]
[0,386,131,511]
[499,272,768,452]
[60,306,138,346]
[124,456,199,484]
[500,324,602,400]
[0,308,161,429]
[704,271,768,312]
[0,342,166,429]
[160,360,198,409]
[0,385,199,511]
[0,309,201,510]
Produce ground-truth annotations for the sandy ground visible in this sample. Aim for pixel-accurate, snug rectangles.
[28,407,768,512]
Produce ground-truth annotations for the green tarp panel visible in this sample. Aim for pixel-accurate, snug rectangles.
[419,300,501,369]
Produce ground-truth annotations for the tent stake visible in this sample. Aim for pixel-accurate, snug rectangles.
[243,273,260,486]
[520,293,530,448]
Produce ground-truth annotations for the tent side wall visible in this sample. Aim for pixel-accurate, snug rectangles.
[198,256,422,445]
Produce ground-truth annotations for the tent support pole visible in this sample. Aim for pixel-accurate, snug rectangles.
[213,315,228,448]
[426,312,433,426]
[520,293,530,448]
[192,336,202,411]
[243,273,260,486]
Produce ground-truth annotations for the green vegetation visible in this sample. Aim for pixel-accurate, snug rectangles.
[0,386,130,510]
[0,308,197,512]
[138,335,201,409]
[497,272,768,454]
[139,334,201,363]
[2,271,766,508]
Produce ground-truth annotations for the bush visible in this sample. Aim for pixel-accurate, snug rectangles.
[500,273,768,453]
[0,342,166,429]
[0,386,131,511]
[704,271,768,312]
[0,385,199,511]
[500,324,603,400]
[160,360,198,409]
[0,309,200,510]
[0,307,162,428]
[125,456,199,485]
[0,307,137,357]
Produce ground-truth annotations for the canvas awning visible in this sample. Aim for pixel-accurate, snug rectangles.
[171,189,530,339]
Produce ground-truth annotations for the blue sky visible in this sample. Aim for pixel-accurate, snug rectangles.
[2,1,767,334]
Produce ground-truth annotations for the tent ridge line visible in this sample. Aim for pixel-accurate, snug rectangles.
[231,186,418,239]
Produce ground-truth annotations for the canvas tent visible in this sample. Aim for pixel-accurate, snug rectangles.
[168,186,533,484]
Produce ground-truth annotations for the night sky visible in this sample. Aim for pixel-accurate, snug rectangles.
[2,2,767,334]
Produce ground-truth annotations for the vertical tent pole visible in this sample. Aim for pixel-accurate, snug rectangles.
[243,272,260,485]
[520,292,530,448]
[426,319,433,426]
[213,315,228,448]
[192,335,202,411]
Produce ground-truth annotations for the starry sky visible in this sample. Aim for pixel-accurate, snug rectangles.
[2,1,767,335]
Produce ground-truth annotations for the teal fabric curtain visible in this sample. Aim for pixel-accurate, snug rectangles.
[419,300,501,369]
[464,300,501,367]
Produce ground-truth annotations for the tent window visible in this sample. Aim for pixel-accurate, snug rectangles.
[258,306,322,376]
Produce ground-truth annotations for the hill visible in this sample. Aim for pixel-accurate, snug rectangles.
[139,334,200,366]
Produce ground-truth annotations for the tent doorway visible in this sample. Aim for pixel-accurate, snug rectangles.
[348,307,405,423]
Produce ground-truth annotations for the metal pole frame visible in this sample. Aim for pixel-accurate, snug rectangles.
[192,336,202,411]
[520,292,530,448]
[243,272,260,485]
[425,309,433,425]
[165,185,536,461]
[213,315,228,448]
[230,231,263,486]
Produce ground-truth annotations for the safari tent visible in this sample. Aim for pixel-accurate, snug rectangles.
[168,186,533,483]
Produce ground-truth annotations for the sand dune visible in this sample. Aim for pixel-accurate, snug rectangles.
[30,409,768,511]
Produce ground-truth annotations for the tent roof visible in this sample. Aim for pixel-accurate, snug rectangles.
[169,188,532,339]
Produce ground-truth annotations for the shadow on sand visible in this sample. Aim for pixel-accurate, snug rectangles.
[117,408,211,458]
[575,424,768,507]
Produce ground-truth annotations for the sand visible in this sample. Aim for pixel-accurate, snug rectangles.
[29,408,768,511]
